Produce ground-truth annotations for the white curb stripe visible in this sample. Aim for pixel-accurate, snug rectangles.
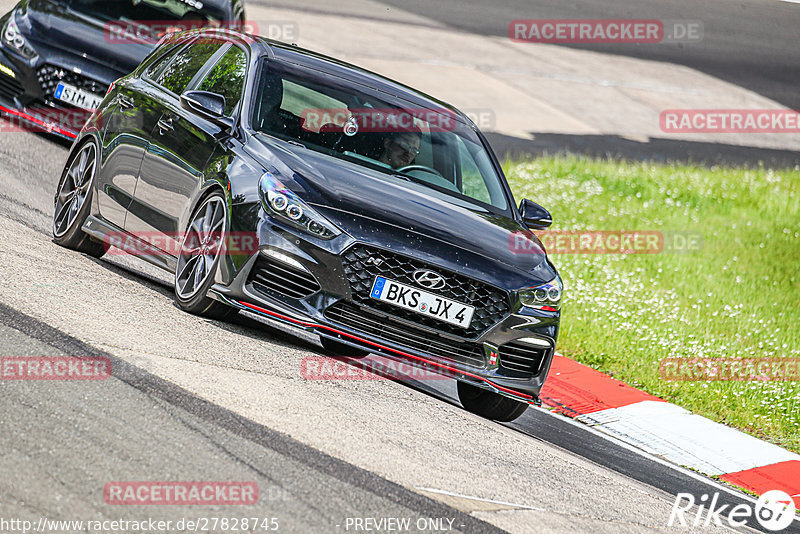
[575,401,800,476]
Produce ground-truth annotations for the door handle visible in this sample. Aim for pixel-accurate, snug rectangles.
[157,117,174,135]
[118,95,134,109]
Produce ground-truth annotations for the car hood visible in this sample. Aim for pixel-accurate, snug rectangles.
[246,134,555,285]
[21,1,153,75]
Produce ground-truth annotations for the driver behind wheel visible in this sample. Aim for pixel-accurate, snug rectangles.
[378,128,422,169]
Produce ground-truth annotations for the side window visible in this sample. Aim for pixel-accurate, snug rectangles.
[455,136,493,205]
[156,40,224,95]
[196,46,248,116]
[145,44,183,79]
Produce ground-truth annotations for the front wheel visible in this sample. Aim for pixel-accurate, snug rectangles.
[174,192,234,319]
[52,139,107,258]
[457,381,529,422]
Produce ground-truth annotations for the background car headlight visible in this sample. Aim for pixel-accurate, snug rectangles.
[519,276,563,311]
[259,172,341,240]
[2,15,37,59]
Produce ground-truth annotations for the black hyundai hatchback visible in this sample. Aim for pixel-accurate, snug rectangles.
[52,29,562,422]
[0,0,244,138]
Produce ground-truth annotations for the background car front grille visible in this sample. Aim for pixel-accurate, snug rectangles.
[324,302,485,368]
[247,255,321,299]
[36,65,108,107]
[0,72,24,102]
[341,245,511,338]
[498,341,548,375]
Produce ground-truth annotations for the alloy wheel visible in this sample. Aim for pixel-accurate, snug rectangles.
[53,142,96,238]
[175,196,227,299]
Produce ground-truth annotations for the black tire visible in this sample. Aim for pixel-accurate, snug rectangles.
[174,191,234,319]
[457,381,529,422]
[320,336,371,358]
[52,139,108,258]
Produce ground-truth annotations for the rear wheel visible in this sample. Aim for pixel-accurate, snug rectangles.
[320,336,370,358]
[457,381,529,422]
[174,192,234,319]
[52,140,107,258]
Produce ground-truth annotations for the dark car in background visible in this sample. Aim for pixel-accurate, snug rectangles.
[52,29,562,422]
[0,0,244,138]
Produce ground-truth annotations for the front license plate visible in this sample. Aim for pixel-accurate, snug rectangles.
[54,82,103,110]
[370,276,475,328]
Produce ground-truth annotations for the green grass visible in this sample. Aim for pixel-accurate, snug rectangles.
[503,156,800,453]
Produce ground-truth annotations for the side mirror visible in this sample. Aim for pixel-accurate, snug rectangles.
[519,199,552,230]
[180,90,234,131]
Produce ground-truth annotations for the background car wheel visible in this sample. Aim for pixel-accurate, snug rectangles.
[174,191,234,319]
[52,139,108,258]
[457,381,529,422]
[319,336,371,358]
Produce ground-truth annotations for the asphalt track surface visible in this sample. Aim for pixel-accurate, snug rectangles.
[1,127,796,534]
[372,0,800,112]
[0,307,498,533]
[253,0,800,168]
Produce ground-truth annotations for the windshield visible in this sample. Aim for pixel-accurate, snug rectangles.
[65,0,228,25]
[251,60,510,212]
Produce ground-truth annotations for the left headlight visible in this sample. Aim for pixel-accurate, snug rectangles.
[259,171,341,240]
[519,276,563,311]
[2,15,37,59]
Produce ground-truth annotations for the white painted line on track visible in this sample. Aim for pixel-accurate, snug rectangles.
[416,487,546,511]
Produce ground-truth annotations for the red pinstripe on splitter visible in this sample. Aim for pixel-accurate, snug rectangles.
[236,300,533,401]
[0,104,78,138]
[721,461,800,509]
[540,353,665,416]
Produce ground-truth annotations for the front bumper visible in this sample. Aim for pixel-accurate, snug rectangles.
[0,42,115,139]
[209,214,560,405]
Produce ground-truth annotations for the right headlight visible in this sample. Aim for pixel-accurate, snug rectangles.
[258,172,341,240]
[2,15,37,59]
[519,276,562,311]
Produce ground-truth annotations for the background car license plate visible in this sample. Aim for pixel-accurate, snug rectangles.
[370,276,475,328]
[54,82,103,110]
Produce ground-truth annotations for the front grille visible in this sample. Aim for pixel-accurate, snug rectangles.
[0,71,24,102]
[247,255,321,299]
[36,65,108,107]
[498,341,549,375]
[325,302,485,368]
[341,245,511,338]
